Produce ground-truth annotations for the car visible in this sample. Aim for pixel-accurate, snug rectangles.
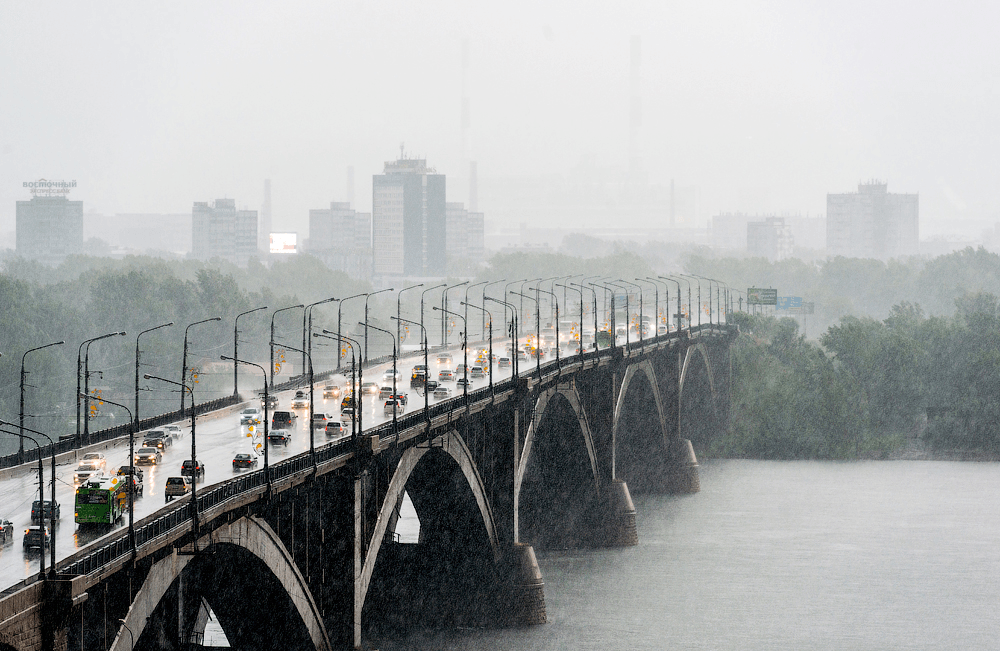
[382,370,401,383]
[325,421,346,437]
[340,409,356,425]
[81,452,106,469]
[498,357,512,369]
[74,464,104,484]
[23,525,50,550]
[143,430,172,450]
[322,384,341,399]
[456,377,472,389]
[411,364,428,375]
[390,393,408,406]
[312,413,333,429]
[31,500,60,523]
[180,459,206,479]
[455,364,470,376]
[436,353,453,365]
[268,429,291,446]
[470,365,486,378]
[421,380,440,394]
[232,453,258,470]
[340,395,356,411]
[240,407,262,425]
[516,350,528,362]
[117,465,144,496]
[272,411,295,428]
[134,446,162,466]
[0,519,13,543]
[164,476,191,502]
[291,391,310,409]
[379,386,394,400]
[163,424,183,438]
[260,393,278,409]
[361,382,379,395]
[438,369,455,382]
[383,399,404,416]
[433,385,453,399]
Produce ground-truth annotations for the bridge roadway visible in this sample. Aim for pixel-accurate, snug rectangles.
[0,339,520,588]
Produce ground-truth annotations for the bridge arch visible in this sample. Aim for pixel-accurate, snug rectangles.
[612,359,676,493]
[359,429,499,630]
[612,359,668,469]
[515,383,600,548]
[678,341,721,450]
[112,516,330,651]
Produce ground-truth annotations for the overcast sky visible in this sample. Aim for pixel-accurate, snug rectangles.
[2,1,998,238]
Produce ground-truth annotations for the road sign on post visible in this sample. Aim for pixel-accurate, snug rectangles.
[747,288,777,305]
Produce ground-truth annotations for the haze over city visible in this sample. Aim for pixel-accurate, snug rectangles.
[3,0,999,242]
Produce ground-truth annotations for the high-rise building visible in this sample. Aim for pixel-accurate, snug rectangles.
[445,202,485,267]
[307,202,372,281]
[747,217,794,260]
[16,188,83,266]
[827,181,918,259]
[372,156,446,279]
[191,198,258,266]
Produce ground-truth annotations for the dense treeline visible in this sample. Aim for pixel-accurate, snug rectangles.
[720,294,1000,458]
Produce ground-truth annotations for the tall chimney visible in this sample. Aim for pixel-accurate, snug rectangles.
[469,161,478,213]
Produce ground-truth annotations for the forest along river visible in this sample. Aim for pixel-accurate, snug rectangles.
[374,459,1000,650]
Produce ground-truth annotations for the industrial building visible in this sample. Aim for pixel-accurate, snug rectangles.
[191,198,259,266]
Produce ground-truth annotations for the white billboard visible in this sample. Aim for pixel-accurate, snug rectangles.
[270,232,297,254]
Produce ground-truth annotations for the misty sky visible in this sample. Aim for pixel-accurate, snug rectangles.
[2,1,998,239]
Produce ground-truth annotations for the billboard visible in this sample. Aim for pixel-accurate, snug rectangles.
[270,233,297,254]
[747,288,777,305]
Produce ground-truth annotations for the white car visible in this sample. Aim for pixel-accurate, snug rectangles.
[74,464,105,484]
[291,391,310,409]
[163,424,183,438]
[240,407,262,425]
[433,385,453,400]
[80,452,106,469]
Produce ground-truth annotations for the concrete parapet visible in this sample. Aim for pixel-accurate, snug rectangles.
[497,543,546,626]
[664,438,700,493]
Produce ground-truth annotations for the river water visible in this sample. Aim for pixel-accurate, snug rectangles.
[376,459,1000,650]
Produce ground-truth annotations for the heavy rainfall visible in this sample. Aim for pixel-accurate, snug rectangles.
[0,2,999,650]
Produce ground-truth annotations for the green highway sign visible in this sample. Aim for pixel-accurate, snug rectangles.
[747,288,777,305]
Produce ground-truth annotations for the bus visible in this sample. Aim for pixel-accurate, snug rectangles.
[596,330,614,348]
[75,475,127,525]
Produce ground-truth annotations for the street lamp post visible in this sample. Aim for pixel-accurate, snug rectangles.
[441,281,469,346]
[485,296,519,377]
[83,396,136,554]
[274,342,316,462]
[531,286,560,367]
[396,283,424,354]
[420,284,446,349]
[504,280,526,335]
[144,374,199,542]
[433,307,468,401]
[556,283,584,357]
[136,322,173,434]
[645,278,670,334]
[77,331,126,447]
[20,341,64,463]
[336,334,364,439]
[571,282,599,350]
[1,421,57,577]
[617,280,644,345]
[336,293,366,371]
[364,288,393,363]
[481,279,506,337]
[591,282,618,349]
[679,274,703,327]
[658,276,685,331]
[0,428,44,577]
[392,316,430,422]
[234,307,267,397]
[303,297,338,380]
[221,356,270,491]
[464,281,487,343]
[181,317,222,413]
[510,291,541,378]
[270,304,304,388]
[118,620,134,651]
[462,302,494,390]
[362,322,398,437]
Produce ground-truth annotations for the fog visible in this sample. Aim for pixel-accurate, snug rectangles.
[2,1,999,240]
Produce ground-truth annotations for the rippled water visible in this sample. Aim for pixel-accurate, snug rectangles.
[377,460,1000,650]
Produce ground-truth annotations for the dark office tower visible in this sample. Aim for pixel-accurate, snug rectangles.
[372,155,447,280]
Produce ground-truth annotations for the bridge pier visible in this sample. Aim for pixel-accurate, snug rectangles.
[664,438,700,494]
[591,479,638,547]
[496,542,546,626]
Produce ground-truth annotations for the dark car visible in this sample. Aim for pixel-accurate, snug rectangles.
[0,519,13,543]
[421,379,440,394]
[233,453,258,470]
[180,459,206,479]
[260,393,278,409]
[268,429,291,446]
[142,433,171,451]
[30,500,60,523]
[272,411,295,428]
[117,465,144,496]
[23,525,50,550]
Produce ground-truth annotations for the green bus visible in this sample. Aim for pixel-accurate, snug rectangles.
[75,475,127,525]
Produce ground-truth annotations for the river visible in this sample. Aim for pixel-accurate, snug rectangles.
[374,459,1000,650]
